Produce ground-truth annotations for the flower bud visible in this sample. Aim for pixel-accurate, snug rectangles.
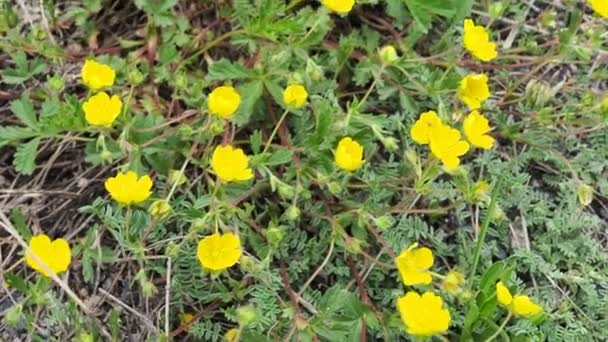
[266,226,286,248]
[328,182,342,196]
[4,303,22,327]
[305,58,324,81]
[165,241,180,258]
[489,3,504,19]
[381,136,399,152]
[277,181,296,200]
[284,205,300,221]
[374,215,393,231]
[191,218,206,230]
[345,237,363,255]
[141,280,158,298]
[209,118,226,136]
[379,45,399,65]
[442,270,465,295]
[169,169,187,187]
[288,72,304,86]
[149,199,172,219]
[47,76,65,92]
[175,73,187,90]
[576,183,594,206]
[128,69,145,85]
[236,305,257,326]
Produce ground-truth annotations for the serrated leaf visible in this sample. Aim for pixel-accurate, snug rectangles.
[10,96,38,129]
[13,138,40,175]
[207,59,258,81]
[265,149,292,166]
[250,130,263,154]
[0,126,38,147]
[10,208,31,241]
[233,81,264,125]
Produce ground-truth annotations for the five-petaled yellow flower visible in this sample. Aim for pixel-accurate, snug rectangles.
[335,137,364,172]
[224,328,240,342]
[397,291,451,336]
[458,74,490,110]
[429,124,470,170]
[105,171,153,205]
[81,59,116,90]
[442,270,466,295]
[463,110,494,149]
[589,0,608,18]
[211,145,254,182]
[322,0,355,14]
[396,243,434,286]
[82,92,123,128]
[26,234,71,277]
[208,86,241,119]
[496,281,542,318]
[197,232,242,271]
[463,19,497,62]
[283,84,308,108]
[410,111,442,145]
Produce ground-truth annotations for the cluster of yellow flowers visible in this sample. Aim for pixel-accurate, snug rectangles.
[81,60,122,127]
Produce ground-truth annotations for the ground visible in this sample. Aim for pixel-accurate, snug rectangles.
[0,0,607,341]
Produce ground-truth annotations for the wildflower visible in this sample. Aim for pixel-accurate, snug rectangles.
[458,74,490,110]
[589,0,608,18]
[25,234,71,277]
[208,86,241,119]
[442,270,466,295]
[576,183,594,206]
[379,45,399,65]
[463,19,497,62]
[410,111,442,145]
[474,180,490,197]
[397,291,451,336]
[224,328,240,342]
[463,110,494,149]
[104,171,153,205]
[322,0,355,14]
[82,92,123,128]
[428,124,470,170]
[496,281,542,318]
[81,59,116,90]
[149,199,171,218]
[283,84,308,108]
[396,243,434,286]
[211,145,254,182]
[197,232,242,271]
[334,137,364,172]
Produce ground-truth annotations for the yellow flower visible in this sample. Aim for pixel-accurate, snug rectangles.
[334,137,364,172]
[82,92,123,128]
[149,199,171,218]
[496,281,543,318]
[322,0,355,14]
[211,145,254,182]
[410,111,442,145]
[283,84,308,108]
[197,232,242,271]
[463,110,494,149]
[224,328,240,342]
[589,0,608,18]
[396,243,434,286]
[379,45,399,65]
[474,180,490,197]
[397,291,451,336]
[428,123,470,170]
[104,171,153,205]
[463,19,497,62]
[25,234,71,277]
[81,59,116,90]
[442,270,465,294]
[458,74,490,110]
[208,86,241,119]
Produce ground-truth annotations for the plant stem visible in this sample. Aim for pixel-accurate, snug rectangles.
[467,176,503,291]
[262,108,289,154]
[484,312,512,342]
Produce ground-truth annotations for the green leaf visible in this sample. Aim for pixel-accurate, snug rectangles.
[0,126,38,147]
[10,208,31,241]
[233,80,264,125]
[265,149,292,166]
[10,96,38,129]
[207,59,258,81]
[250,130,263,154]
[13,138,40,175]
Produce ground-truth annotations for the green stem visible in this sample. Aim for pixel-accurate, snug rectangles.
[262,108,289,154]
[467,176,503,291]
[484,312,512,342]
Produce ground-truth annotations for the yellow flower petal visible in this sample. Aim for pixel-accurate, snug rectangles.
[396,243,434,286]
[321,0,355,14]
[197,232,242,271]
[463,19,497,62]
[397,291,451,336]
[208,86,241,119]
[463,110,494,149]
[283,85,308,108]
[26,234,72,277]
[410,111,442,145]
[428,123,470,170]
[104,171,153,205]
[589,0,608,18]
[82,92,123,128]
[458,74,490,110]
[211,145,254,183]
[334,137,364,172]
[496,281,513,306]
[81,59,116,90]
[512,295,542,317]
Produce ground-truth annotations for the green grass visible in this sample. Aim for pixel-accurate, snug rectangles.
[0,0,607,341]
